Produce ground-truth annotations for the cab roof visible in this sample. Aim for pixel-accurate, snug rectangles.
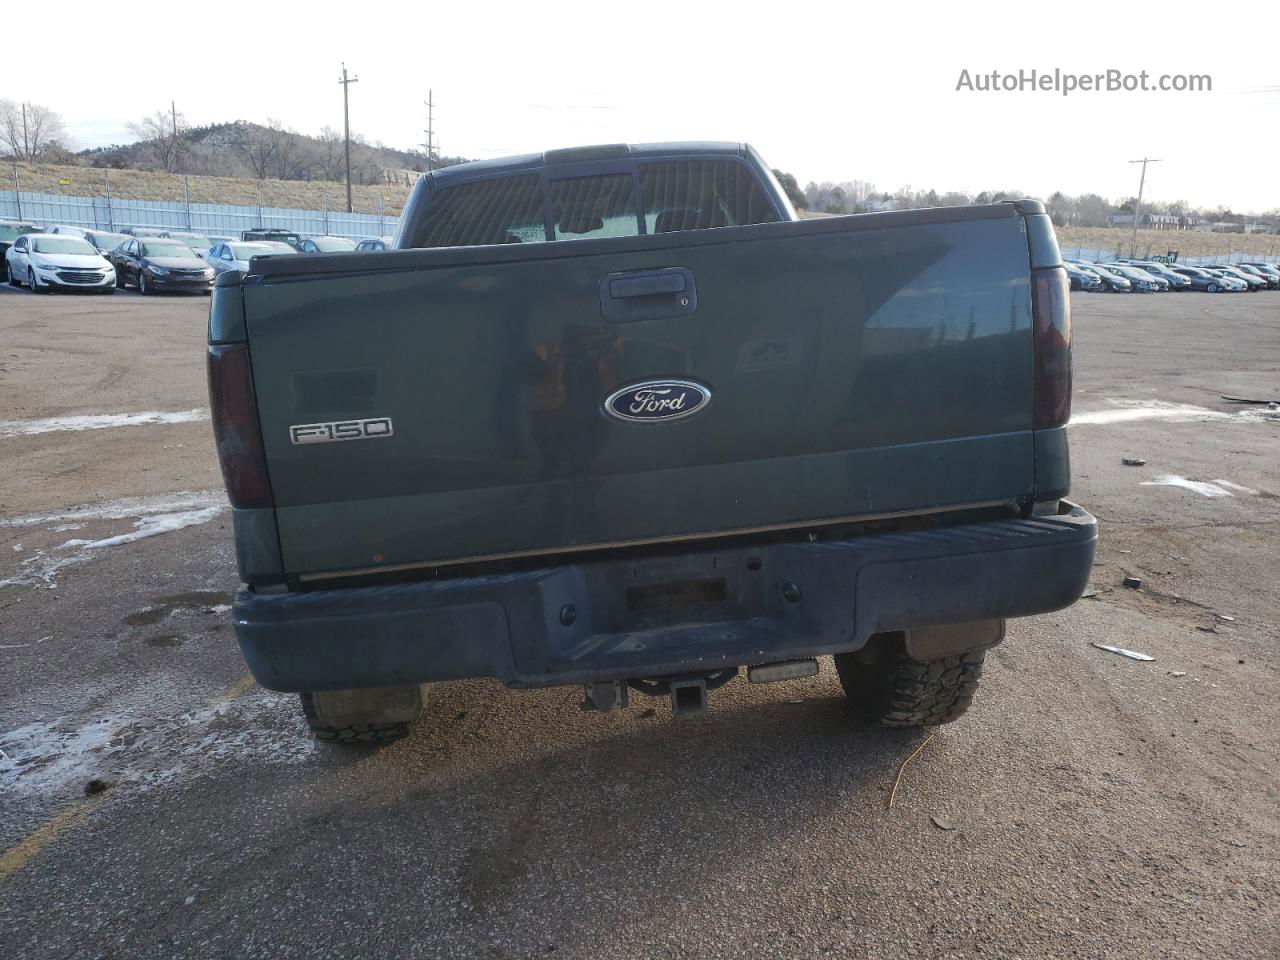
[429,141,747,188]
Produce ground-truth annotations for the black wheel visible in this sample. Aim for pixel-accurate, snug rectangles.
[138,272,151,295]
[28,268,46,294]
[834,632,985,727]
[114,269,123,289]
[299,686,423,745]
[5,261,17,287]
[1206,283,1218,293]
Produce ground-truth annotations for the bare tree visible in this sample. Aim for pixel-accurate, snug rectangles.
[315,126,345,181]
[127,108,188,172]
[233,121,277,179]
[0,99,68,161]
[259,119,304,180]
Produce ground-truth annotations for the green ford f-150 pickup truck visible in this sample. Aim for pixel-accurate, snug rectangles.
[207,141,1095,743]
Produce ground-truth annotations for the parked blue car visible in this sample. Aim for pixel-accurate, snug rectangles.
[1065,262,1103,291]
[1088,263,1142,292]
[1103,263,1165,292]
[1067,259,1131,292]
[1116,260,1192,290]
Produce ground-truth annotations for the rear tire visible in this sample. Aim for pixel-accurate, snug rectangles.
[5,262,17,286]
[834,632,985,727]
[1207,283,1218,293]
[299,685,423,745]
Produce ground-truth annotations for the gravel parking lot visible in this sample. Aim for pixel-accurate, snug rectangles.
[1,285,1278,960]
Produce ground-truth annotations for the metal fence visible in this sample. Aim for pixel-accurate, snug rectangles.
[1060,245,1280,268]
[1,188,397,240]
[4,184,1276,260]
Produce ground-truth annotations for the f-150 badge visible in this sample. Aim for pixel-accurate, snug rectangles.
[603,380,711,423]
[289,417,394,445]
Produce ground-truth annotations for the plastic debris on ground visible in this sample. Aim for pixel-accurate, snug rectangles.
[1091,642,1155,662]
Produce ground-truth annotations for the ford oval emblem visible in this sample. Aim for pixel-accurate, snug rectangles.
[603,378,711,423]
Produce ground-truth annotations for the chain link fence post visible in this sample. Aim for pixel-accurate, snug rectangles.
[12,161,23,221]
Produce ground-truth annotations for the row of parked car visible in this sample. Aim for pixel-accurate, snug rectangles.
[0,218,392,295]
[1065,257,1280,294]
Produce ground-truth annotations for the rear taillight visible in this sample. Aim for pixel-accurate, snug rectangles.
[207,343,273,508]
[1032,266,1072,428]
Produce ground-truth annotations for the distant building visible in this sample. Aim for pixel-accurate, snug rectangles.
[1106,213,1189,231]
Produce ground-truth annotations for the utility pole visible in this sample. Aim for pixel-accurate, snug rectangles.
[338,63,359,213]
[421,90,435,172]
[1128,157,1162,257]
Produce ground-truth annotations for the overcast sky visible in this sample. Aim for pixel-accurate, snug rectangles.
[8,2,1278,212]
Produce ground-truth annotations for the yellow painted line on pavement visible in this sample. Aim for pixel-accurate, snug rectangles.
[2,672,258,884]
[0,798,100,884]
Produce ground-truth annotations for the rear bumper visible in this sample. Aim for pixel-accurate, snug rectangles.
[234,502,1097,692]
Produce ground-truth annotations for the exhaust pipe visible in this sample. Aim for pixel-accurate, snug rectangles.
[669,677,708,717]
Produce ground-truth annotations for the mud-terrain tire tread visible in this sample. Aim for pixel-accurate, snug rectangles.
[299,691,413,745]
[834,642,985,727]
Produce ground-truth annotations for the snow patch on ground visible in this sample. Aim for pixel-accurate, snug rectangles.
[1071,399,1280,426]
[1212,479,1259,495]
[0,408,208,438]
[0,692,316,798]
[0,490,225,529]
[0,493,226,589]
[1141,475,1233,498]
[61,506,224,550]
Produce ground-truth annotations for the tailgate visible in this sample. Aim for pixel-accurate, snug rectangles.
[244,208,1036,579]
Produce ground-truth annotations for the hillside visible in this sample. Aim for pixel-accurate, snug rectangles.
[6,161,414,215]
[78,121,465,190]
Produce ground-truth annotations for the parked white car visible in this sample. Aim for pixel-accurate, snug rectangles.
[207,240,295,276]
[5,233,116,293]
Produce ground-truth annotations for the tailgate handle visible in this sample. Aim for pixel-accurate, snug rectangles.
[609,273,685,298]
[599,267,697,324]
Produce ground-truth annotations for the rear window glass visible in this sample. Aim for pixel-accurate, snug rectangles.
[640,160,779,233]
[549,174,639,241]
[412,174,546,247]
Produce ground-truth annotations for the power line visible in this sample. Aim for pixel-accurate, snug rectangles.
[338,63,359,213]
[1128,157,1162,257]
